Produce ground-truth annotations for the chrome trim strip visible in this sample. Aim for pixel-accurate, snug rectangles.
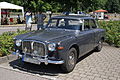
[13,52,64,64]
[31,41,34,50]
[24,57,64,65]
[48,60,64,64]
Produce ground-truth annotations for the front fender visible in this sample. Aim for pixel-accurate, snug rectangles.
[57,36,77,60]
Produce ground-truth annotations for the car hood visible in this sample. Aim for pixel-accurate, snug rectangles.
[15,29,75,42]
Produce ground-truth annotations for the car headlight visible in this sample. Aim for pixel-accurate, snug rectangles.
[16,40,22,47]
[48,43,56,51]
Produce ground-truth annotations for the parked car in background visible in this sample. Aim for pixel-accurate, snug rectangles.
[13,15,105,73]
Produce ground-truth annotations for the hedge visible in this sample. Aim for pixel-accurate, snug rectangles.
[99,20,120,47]
[0,29,28,57]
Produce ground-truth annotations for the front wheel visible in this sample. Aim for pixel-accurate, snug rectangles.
[61,48,77,73]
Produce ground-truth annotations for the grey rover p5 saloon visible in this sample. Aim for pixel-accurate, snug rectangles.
[13,15,105,73]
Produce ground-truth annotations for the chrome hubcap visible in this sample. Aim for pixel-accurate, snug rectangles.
[68,52,75,66]
[99,40,102,48]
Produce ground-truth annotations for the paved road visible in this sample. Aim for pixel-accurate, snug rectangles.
[0,24,37,35]
[0,44,120,80]
[0,67,48,80]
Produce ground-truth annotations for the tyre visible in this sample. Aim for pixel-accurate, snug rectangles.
[61,48,77,73]
[95,39,103,52]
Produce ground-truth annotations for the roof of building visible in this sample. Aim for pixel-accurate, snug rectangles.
[0,2,23,9]
[95,9,108,12]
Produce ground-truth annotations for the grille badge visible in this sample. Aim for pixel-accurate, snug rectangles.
[33,50,38,55]
[31,41,34,50]
[24,47,27,53]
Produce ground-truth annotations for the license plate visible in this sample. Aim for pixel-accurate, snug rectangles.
[23,56,40,64]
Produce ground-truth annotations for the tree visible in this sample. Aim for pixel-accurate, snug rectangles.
[0,0,119,13]
[106,0,120,13]
[35,0,52,12]
[82,0,107,12]
[50,1,62,12]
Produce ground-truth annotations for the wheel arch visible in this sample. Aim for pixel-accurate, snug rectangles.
[101,37,105,41]
[69,44,79,59]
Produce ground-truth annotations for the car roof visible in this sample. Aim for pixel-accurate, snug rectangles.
[51,15,94,20]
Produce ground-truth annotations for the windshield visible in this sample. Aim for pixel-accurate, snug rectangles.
[47,18,83,30]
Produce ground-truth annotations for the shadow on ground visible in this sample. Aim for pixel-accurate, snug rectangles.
[9,59,62,76]
[77,50,94,63]
[9,51,95,76]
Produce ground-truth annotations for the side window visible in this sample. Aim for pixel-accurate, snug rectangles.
[84,20,90,30]
[58,19,66,27]
[48,19,58,27]
[89,20,97,29]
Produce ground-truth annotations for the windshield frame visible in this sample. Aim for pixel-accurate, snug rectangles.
[46,18,83,31]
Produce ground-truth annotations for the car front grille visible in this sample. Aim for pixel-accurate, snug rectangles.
[22,41,46,56]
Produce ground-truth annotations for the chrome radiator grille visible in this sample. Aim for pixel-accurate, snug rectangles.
[22,41,45,56]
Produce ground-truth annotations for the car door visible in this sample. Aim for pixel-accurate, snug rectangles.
[76,19,95,57]
[89,19,102,47]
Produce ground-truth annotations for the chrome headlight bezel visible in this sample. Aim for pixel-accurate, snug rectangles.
[48,43,56,51]
[15,40,22,47]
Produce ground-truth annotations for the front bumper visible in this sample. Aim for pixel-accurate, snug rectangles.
[12,51,64,65]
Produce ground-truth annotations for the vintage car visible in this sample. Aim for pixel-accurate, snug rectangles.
[13,15,105,72]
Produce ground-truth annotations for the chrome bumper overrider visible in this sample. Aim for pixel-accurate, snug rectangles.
[12,51,64,65]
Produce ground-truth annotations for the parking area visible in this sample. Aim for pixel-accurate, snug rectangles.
[0,43,120,80]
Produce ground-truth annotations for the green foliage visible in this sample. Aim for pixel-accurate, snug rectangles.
[106,0,120,13]
[35,0,52,12]
[50,1,62,12]
[99,21,120,47]
[0,0,120,13]
[0,30,28,57]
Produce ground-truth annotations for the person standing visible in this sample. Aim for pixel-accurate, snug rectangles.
[36,11,46,30]
[114,12,117,17]
[17,14,21,24]
[1,15,4,25]
[49,11,52,19]
[8,15,10,25]
[4,15,8,25]
[25,11,32,30]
